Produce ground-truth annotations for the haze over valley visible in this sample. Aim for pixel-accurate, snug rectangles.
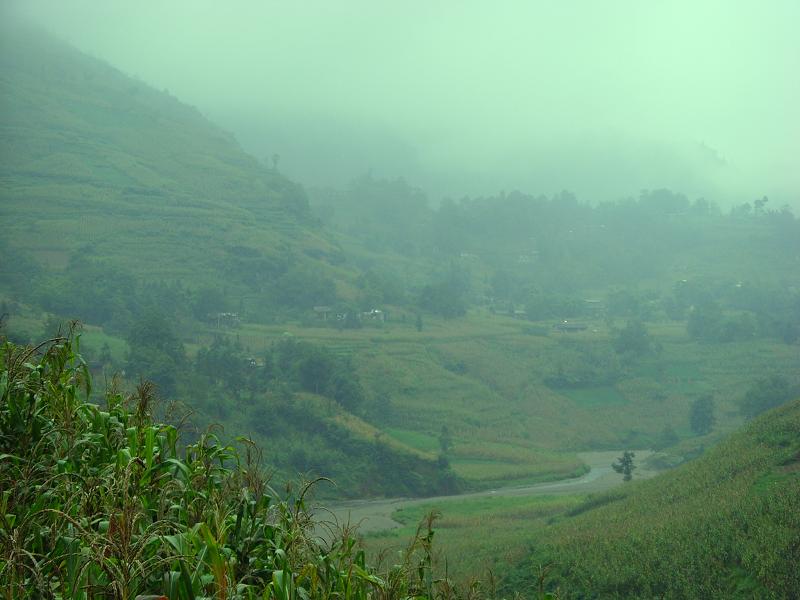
[1,3,799,598]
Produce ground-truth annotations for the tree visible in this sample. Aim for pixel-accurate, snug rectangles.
[99,342,113,367]
[740,375,793,419]
[612,450,636,481]
[417,262,470,319]
[438,425,452,454]
[273,268,336,310]
[687,301,723,341]
[418,281,466,318]
[125,311,186,397]
[651,425,679,451]
[192,286,228,320]
[297,348,334,395]
[329,367,365,412]
[612,319,652,355]
[195,336,247,394]
[690,395,715,435]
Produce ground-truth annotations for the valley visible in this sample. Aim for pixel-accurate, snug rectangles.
[1,13,799,597]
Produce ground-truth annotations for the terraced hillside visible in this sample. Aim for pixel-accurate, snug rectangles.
[0,24,348,314]
[0,26,456,498]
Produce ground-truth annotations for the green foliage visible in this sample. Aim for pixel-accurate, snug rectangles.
[689,394,715,435]
[312,174,432,256]
[273,267,337,310]
[611,320,652,357]
[438,425,452,454]
[126,311,187,397]
[650,425,679,451]
[417,264,470,319]
[545,343,621,389]
[186,334,460,498]
[611,451,636,481]
[3,25,800,596]
[739,375,795,419]
[0,333,494,599]
[686,301,724,341]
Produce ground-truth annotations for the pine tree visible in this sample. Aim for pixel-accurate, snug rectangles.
[690,395,715,435]
[612,450,636,481]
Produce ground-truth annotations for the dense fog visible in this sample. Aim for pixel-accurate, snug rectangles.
[6,0,799,205]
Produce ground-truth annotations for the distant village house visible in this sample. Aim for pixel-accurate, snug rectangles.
[553,320,588,332]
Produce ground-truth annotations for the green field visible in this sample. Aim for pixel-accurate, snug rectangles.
[220,313,800,467]
[366,494,583,584]
[560,386,627,407]
[28,304,797,495]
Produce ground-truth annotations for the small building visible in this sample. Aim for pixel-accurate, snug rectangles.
[583,299,605,314]
[313,306,333,321]
[553,320,588,332]
[213,312,240,328]
[361,308,385,322]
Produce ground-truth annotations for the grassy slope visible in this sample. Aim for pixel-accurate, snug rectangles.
[357,401,799,596]
[504,398,800,598]
[368,494,583,589]
[0,25,342,290]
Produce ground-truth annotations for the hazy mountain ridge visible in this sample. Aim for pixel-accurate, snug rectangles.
[0,24,343,295]
[0,24,303,209]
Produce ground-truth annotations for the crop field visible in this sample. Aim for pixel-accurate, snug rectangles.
[38,303,796,494]
[8,290,798,496]
[364,494,583,585]
[213,313,800,481]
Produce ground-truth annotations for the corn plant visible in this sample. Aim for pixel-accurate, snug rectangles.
[1,330,528,599]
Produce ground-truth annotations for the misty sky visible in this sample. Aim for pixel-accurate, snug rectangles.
[6,0,800,206]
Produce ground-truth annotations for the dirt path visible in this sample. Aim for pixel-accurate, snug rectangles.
[314,450,655,536]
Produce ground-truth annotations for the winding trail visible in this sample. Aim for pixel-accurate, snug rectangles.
[315,450,655,536]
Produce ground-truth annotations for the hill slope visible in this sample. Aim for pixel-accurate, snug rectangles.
[503,398,800,598]
[0,25,461,498]
[0,23,345,315]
